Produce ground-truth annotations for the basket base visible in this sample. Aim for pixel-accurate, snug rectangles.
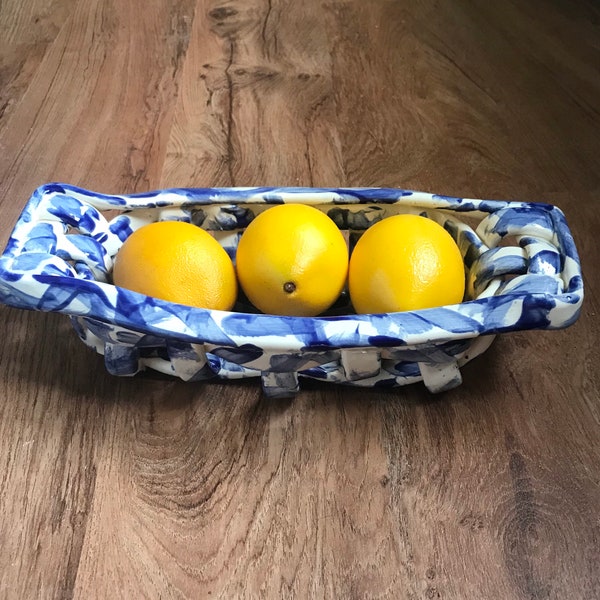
[71,316,496,396]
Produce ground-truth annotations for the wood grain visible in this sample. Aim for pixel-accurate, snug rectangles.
[1,1,599,598]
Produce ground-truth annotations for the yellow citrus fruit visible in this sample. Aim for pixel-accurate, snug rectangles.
[235,204,348,316]
[112,220,237,310]
[348,214,465,313]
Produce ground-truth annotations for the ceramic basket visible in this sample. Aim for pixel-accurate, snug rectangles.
[0,184,584,397]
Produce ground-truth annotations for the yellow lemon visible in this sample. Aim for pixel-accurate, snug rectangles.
[235,204,348,316]
[348,214,465,313]
[112,220,237,310]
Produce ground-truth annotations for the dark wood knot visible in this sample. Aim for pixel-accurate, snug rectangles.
[208,6,239,21]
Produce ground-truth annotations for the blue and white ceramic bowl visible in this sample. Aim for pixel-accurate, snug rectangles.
[0,184,584,397]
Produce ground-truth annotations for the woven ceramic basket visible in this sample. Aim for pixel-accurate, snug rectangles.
[0,184,584,397]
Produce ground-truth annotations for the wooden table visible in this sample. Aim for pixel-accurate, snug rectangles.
[1,1,599,598]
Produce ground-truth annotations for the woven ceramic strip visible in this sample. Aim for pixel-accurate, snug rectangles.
[0,184,583,397]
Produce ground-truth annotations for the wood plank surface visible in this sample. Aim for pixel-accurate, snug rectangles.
[0,0,599,598]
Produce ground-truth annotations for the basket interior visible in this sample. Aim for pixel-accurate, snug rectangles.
[50,199,528,312]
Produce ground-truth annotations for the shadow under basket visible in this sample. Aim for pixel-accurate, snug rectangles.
[0,184,584,397]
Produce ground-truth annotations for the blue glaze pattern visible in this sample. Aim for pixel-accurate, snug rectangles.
[0,184,584,397]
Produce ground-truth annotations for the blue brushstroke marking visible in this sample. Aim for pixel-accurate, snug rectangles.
[256,194,286,203]
[105,343,139,375]
[1,235,20,257]
[26,257,74,277]
[31,276,116,320]
[219,311,312,339]
[0,261,24,282]
[478,295,522,330]
[34,281,88,312]
[503,275,561,296]
[368,335,407,347]
[388,361,421,378]
[73,263,95,280]
[13,252,53,274]
[299,366,329,380]
[519,236,562,272]
[432,194,463,203]
[21,223,60,254]
[327,206,385,230]
[108,216,133,241]
[473,253,528,289]
[62,234,107,266]
[514,294,553,330]
[211,344,264,364]
[566,275,583,294]
[450,199,511,213]
[44,183,128,206]
[43,184,67,195]
[212,206,255,229]
[46,194,103,232]
[206,353,222,373]
[270,350,338,371]
[394,307,483,336]
[550,207,582,263]
[527,249,561,275]
[491,206,553,237]
[331,189,410,203]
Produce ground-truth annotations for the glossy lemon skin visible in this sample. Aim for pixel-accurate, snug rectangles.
[235,204,349,316]
[112,221,237,311]
[348,214,465,314]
